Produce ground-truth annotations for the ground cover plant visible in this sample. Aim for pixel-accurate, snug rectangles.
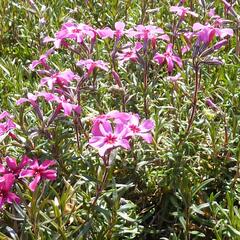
[1,0,240,239]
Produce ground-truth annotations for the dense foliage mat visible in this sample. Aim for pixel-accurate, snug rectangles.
[1,0,240,239]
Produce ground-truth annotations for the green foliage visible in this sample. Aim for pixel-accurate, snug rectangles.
[1,0,240,239]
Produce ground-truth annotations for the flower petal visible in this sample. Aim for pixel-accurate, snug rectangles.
[29,174,41,192]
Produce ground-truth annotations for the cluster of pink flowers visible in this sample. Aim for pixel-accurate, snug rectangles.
[2,0,235,211]
[0,155,57,208]
[17,92,81,117]
[24,1,233,100]
[89,111,154,157]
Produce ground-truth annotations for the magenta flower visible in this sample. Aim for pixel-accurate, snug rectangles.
[170,6,198,18]
[19,159,57,192]
[193,23,233,44]
[0,156,29,177]
[76,59,108,75]
[205,98,219,112]
[89,120,130,156]
[29,48,54,70]
[43,36,68,49]
[154,43,183,73]
[40,69,77,89]
[126,114,154,143]
[0,173,20,208]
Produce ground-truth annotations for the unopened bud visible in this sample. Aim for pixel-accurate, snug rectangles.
[201,57,223,65]
[205,98,219,111]
[112,70,122,87]
[213,39,228,50]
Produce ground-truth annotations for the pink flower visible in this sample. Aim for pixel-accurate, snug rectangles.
[98,21,125,40]
[29,48,54,70]
[97,27,114,39]
[89,120,130,156]
[56,22,97,44]
[193,23,233,44]
[43,36,68,49]
[205,98,219,111]
[0,173,20,208]
[17,92,81,117]
[117,42,143,65]
[114,22,125,40]
[76,59,108,75]
[222,0,231,9]
[126,114,154,143]
[127,25,169,42]
[92,110,131,125]
[170,6,198,18]
[0,156,29,177]
[16,93,38,106]
[167,73,182,82]
[40,69,77,89]
[89,111,155,156]
[154,43,183,73]
[38,92,81,116]
[19,159,57,192]
[0,111,16,138]
[44,22,97,47]
[208,8,216,17]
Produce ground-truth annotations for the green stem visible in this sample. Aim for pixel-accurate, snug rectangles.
[186,64,199,135]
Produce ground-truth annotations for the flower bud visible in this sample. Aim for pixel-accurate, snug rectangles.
[201,57,223,65]
[112,70,122,87]
[213,39,228,50]
[205,98,218,111]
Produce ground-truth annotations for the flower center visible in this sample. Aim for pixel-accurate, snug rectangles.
[105,134,117,144]
[73,28,81,33]
[129,125,140,133]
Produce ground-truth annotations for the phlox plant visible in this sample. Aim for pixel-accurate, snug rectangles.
[0,0,240,239]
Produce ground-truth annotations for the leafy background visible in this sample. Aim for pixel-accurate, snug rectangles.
[1,0,240,239]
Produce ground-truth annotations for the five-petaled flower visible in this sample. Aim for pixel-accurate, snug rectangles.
[126,114,155,143]
[89,120,130,157]
[17,92,81,117]
[19,159,57,192]
[154,43,183,73]
[40,69,77,89]
[76,59,109,75]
